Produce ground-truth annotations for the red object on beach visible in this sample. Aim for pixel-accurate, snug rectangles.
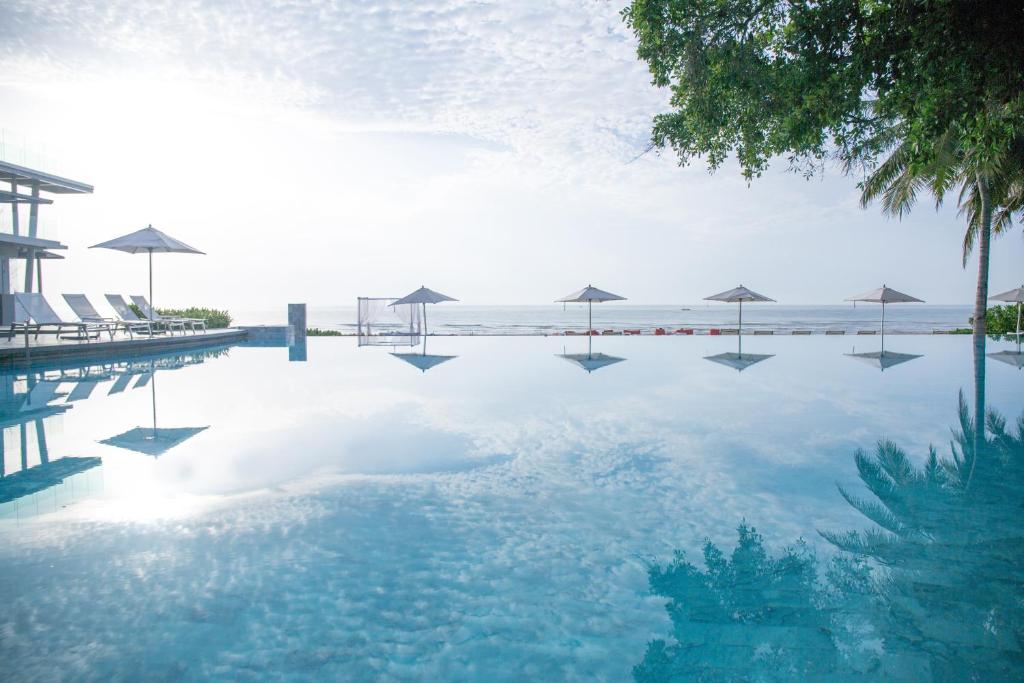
[655,328,666,335]
[709,328,721,335]
[674,328,694,335]
[624,329,641,335]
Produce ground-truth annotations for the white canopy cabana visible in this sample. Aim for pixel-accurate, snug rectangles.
[90,225,204,312]
[556,284,626,333]
[389,286,457,336]
[704,285,775,336]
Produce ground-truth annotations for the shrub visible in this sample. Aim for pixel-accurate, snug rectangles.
[306,327,344,336]
[157,307,232,329]
[969,304,1021,335]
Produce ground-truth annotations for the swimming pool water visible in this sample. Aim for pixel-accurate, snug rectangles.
[1,335,1021,680]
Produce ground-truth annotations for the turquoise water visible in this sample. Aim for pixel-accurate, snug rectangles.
[0,335,1022,680]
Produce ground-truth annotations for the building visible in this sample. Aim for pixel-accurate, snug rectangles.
[0,160,93,324]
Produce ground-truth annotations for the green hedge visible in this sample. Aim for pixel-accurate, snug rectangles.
[128,303,232,329]
[306,327,344,336]
[969,304,1021,335]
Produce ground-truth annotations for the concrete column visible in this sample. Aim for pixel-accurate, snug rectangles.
[288,303,307,362]
[9,180,18,236]
[24,182,39,292]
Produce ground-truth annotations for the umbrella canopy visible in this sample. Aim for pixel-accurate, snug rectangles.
[704,285,775,303]
[704,284,775,336]
[845,284,923,337]
[846,285,923,304]
[101,426,208,457]
[390,352,457,372]
[90,225,205,317]
[988,350,1024,370]
[556,285,627,304]
[389,286,457,335]
[556,284,626,332]
[845,350,922,371]
[990,285,1024,303]
[390,286,458,307]
[558,352,626,373]
[703,352,774,372]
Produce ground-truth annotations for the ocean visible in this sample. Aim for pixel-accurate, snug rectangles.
[234,304,977,335]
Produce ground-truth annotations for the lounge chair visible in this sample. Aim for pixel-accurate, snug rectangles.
[753,330,774,335]
[825,330,846,335]
[791,330,812,335]
[131,296,207,333]
[63,294,147,339]
[105,295,178,335]
[7,293,116,342]
[857,330,878,335]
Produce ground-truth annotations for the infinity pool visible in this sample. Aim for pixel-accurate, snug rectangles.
[1,335,1022,680]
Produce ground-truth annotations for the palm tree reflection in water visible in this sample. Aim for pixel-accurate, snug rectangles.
[635,340,1024,681]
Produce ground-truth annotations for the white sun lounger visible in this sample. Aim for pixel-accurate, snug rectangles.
[104,294,172,335]
[63,293,148,339]
[130,296,206,334]
[8,293,117,342]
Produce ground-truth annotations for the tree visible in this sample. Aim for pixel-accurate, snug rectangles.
[623,0,1024,334]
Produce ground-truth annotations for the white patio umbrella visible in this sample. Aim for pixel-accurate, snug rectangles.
[704,285,775,337]
[845,285,923,342]
[990,285,1024,348]
[389,286,458,336]
[703,351,774,372]
[556,285,626,334]
[90,225,205,312]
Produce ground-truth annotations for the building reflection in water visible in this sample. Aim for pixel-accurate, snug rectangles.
[0,345,230,517]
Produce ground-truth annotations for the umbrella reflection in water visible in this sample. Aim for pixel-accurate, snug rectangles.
[557,334,626,374]
[390,337,457,373]
[101,364,208,457]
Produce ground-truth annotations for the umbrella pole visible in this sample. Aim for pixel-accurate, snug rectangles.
[1017,301,1021,352]
[151,373,158,440]
[148,249,154,338]
[738,300,743,356]
[423,302,427,337]
[589,300,592,336]
[881,302,886,354]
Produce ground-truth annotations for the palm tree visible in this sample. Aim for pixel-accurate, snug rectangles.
[859,131,1023,338]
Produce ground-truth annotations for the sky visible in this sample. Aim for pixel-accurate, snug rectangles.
[0,0,1020,312]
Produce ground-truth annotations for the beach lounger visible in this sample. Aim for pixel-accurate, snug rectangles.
[792,330,812,335]
[7,293,116,342]
[602,329,616,335]
[709,328,721,335]
[655,328,667,335]
[825,330,846,335]
[674,328,694,335]
[857,330,878,335]
[131,296,206,334]
[104,294,168,335]
[63,294,147,339]
[721,328,739,335]
[754,330,774,335]
[624,329,641,335]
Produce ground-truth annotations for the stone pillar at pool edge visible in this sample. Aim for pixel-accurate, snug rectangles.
[288,303,307,362]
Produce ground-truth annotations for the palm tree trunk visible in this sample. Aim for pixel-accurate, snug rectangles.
[970,171,993,479]
[973,172,993,337]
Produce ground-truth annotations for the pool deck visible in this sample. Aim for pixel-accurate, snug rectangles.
[0,328,248,366]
